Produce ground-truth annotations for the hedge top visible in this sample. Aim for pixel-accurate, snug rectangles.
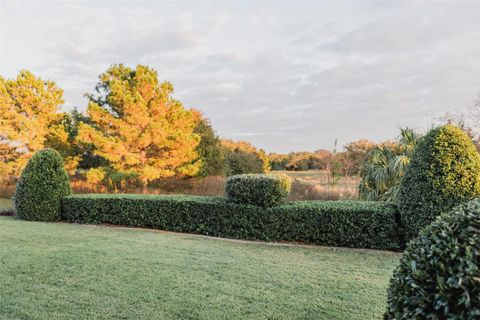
[385,199,480,318]
[398,124,480,241]
[225,173,291,208]
[14,148,72,221]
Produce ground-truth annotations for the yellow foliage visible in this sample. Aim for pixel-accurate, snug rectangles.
[78,64,201,186]
[86,168,105,185]
[0,71,77,181]
[222,139,270,172]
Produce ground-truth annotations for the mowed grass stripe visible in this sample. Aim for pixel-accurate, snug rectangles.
[0,216,399,320]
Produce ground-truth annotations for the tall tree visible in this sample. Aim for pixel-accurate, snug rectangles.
[63,108,109,170]
[0,70,77,181]
[193,112,226,177]
[77,64,201,187]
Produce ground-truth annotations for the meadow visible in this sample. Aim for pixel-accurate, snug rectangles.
[61,170,359,201]
[0,170,359,202]
[0,216,399,320]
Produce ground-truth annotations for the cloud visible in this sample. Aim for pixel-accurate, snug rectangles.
[1,1,479,153]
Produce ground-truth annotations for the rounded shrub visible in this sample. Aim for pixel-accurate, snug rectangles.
[225,174,291,208]
[14,148,72,221]
[385,199,480,319]
[398,124,480,242]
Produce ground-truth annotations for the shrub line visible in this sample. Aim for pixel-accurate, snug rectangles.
[62,194,403,251]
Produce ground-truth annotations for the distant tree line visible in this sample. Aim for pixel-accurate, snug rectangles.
[268,139,375,177]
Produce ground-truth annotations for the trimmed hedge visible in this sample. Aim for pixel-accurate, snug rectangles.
[62,194,401,250]
[15,148,72,221]
[398,125,480,242]
[225,174,291,208]
[385,199,480,318]
[271,201,401,250]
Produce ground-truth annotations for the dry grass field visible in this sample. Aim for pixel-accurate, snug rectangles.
[270,170,359,201]
[0,170,359,202]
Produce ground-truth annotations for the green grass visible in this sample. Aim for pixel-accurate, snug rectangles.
[0,216,399,320]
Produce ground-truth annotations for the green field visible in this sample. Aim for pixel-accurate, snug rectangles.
[0,216,399,319]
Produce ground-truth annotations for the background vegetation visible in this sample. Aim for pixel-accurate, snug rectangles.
[0,66,418,201]
[2,67,479,206]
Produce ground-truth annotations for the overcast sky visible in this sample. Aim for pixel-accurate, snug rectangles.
[1,1,479,153]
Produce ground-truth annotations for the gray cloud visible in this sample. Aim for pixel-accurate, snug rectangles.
[1,1,479,153]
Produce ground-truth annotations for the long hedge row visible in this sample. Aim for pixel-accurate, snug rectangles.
[62,194,402,251]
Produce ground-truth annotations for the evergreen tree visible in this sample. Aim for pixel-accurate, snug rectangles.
[77,64,201,187]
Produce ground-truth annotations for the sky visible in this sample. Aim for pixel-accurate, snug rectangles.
[1,1,479,153]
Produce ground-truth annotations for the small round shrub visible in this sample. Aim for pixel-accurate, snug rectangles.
[385,199,480,319]
[225,174,291,208]
[398,124,480,242]
[14,148,72,221]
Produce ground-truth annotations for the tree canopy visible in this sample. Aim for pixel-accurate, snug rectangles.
[193,112,226,177]
[77,64,201,186]
[222,139,269,175]
[0,70,78,182]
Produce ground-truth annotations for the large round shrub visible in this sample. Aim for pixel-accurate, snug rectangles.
[398,124,480,241]
[225,174,291,208]
[385,199,480,319]
[14,148,72,221]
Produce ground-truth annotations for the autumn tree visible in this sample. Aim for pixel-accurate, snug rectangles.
[222,139,269,175]
[313,149,334,170]
[63,108,109,170]
[269,149,335,172]
[77,64,201,187]
[0,70,78,182]
[341,139,375,176]
[268,153,290,170]
[285,152,319,171]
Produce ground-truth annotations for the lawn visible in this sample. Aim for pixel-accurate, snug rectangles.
[0,216,399,320]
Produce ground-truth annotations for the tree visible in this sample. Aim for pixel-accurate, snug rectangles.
[268,153,290,170]
[222,139,269,175]
[342,139,375,176]
[77,64,200,187]
[193,112,226,177]
[438,95,480,148]
[0,70,78,182]
[285,152,319,171]
[63,108,109,170]
[398,124,480,241]
[312,149,334,170]
[358,128,420,202]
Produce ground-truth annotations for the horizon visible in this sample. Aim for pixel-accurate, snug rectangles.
[1,1,479,153]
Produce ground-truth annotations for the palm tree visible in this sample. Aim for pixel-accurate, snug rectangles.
[358,128,421,202]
